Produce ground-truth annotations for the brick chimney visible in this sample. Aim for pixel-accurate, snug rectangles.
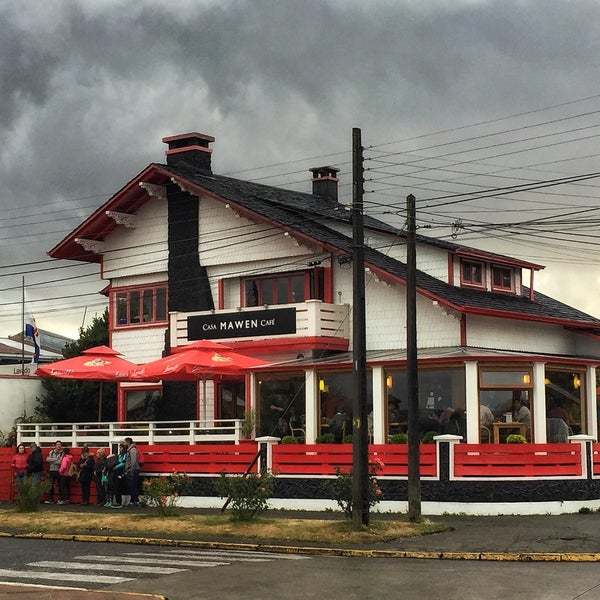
[162,132,215,173]
[310,166,339,205]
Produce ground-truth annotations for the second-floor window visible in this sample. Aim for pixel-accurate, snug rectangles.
[492,266,513,291]
[243,269,324,307]
[461,260,484,287]
[113,285,168,327]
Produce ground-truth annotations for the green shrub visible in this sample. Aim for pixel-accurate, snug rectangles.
[241,409,256,439]
[143,472,189,516]
[389,433,408,444]
[14,477,49,512]
[281,436,300,444]
[506,434,527,444]
[315,433,335,444]
[342,434,353,444]
[421,431,437,444]
[327,468,382,518]
[579,506,592,514]
[216,472,273,521]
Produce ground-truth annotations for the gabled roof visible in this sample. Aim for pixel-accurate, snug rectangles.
[49,162,596,329]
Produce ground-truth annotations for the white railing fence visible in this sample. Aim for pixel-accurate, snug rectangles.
[17,419,244,447]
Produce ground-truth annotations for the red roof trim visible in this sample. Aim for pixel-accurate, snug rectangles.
[453,248,544,271]
[462,306,600,329]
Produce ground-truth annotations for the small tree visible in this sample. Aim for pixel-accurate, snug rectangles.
[143,473,189,516]
[328,468,382,519]
[36,310,116,422]
[216,472,273,521]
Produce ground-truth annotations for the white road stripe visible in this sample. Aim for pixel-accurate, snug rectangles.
[0,568,132,585]
[122,551,270,563]
[29,561,185,575]
[161,548,309,560]
[0,581,88,591]
[74,555,227,568]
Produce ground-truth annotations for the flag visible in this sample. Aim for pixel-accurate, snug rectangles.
[24,312,41,365]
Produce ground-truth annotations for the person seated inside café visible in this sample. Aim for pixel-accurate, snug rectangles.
[329,406,350,442]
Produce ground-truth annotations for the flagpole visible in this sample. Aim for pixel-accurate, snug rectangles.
[21,276,25,376]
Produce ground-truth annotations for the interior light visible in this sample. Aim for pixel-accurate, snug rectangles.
[386,375,393,389]
[319,379,326,392]
[573,375,581,390]
[522,374,531,385]
[544,378,550,385]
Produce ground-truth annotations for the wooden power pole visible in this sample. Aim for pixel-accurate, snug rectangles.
[351,127,369,528]
[406,193,421,521]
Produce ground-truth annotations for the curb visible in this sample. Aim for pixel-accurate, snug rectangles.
[2,531,600,562]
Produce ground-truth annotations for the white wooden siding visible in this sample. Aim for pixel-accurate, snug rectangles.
[574,333,600,358]
[101,197,167,280]
[111,272,168,288]
[111,327,166,364]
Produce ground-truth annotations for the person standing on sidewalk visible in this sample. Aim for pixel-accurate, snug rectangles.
[124,437,141,507]
[94,449,108,506]
[78,446,95,505]
[44,441,64,503]
[26,443,43,484]
[11,444,28,487]
[57,447,74,505]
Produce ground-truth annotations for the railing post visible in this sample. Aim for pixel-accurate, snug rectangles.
[255,436,280,474]
[189,421,195,446]
[433,434,463,482]
[108,422,115,446]
[148,422,155,446]
[35,424,41,446]
[71,424,78,448]
[16,424,22,445]
[234,420,242,445]
[569,434,594,479]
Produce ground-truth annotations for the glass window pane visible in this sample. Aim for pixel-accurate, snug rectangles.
[245,280,259,307]
[546,369,585,439]
[386,368,466,439]
[290,274,305,303]
[480,389,531,442]
[276,277,288,304]
[129,291,140,324]
[126,389,161,421]
[257,375,305,439]
[142,289,153,323]
[156,288,167,321]
[480,370,531,387]
[262,279,274,305]
[219,381,245,421]
[319,371,373,441]
[116,293,128,326]
[315,269,325,300]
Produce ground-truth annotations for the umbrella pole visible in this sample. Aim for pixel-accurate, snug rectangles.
[98,381,103,422]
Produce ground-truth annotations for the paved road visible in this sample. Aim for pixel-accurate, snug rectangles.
[2,538,600,599]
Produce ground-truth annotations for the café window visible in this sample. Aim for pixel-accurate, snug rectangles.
[257,374,305,439]
[113,285,168,328]
[546,368,586,442]
[461,260,484,287]
[386,368,466,440]
[491,266,513,291]
[319,371,373,442]
[243,269,324,307]
[479,367,533,443]
[125,388,162,421]
[218,380,246,420]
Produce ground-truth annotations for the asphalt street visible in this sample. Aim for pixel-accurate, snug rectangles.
[1,538,600,599]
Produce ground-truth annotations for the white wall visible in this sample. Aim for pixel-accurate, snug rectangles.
[0,377,42,433]
[112,272,168,288]
[111,327,166,364]
[102,197,168,280]
[467,315,577,354]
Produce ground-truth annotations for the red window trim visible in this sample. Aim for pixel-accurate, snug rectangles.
[110,282,168,330]
[241,269,325,308]
[459,259,485,289]
[491,264,514,293]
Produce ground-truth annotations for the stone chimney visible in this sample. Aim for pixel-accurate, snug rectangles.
[162,132,215,173]
[310,166,339,205]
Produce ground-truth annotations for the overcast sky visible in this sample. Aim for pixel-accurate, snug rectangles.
[1,0,600,339]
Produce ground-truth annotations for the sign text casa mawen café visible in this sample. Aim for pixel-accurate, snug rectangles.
[187,307,297,340]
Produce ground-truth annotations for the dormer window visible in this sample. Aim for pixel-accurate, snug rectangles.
[461,260,484,288]
[492,265,514,292]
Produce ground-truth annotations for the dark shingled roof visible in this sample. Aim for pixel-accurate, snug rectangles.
[163,163,600,327]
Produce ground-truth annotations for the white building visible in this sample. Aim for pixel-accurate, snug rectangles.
[49,132,600,445]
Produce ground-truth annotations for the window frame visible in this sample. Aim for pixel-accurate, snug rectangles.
[111,283,168,329]
[491,264,514,293]
[545,365,587,436]
[242,269,324,308]
[460,259,485,289]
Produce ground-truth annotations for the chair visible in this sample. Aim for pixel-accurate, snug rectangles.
[480,426,491,443]
[289,419,305,441]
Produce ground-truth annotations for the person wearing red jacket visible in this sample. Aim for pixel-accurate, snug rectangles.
[57,448,74,505]
[11,444,28,486]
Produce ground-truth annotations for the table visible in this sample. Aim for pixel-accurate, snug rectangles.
[492,421,527,444]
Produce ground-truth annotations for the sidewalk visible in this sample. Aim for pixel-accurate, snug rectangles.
[0,583,164,599]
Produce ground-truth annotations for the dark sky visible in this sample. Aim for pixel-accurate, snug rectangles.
[2,0,600,337]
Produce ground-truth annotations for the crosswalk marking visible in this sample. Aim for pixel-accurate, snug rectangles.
[29,561,186,575]
[124,551,270,563]
[74,555,227,568]
[161,548,309,560]
[0,568,132,585]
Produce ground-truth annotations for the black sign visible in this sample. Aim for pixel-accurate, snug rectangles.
[187,307,297,340]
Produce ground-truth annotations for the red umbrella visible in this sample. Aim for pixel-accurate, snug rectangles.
[131,340,267,420]
[36,345,137,420]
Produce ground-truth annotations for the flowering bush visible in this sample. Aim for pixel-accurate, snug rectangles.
[143,472,189,516]
[329,468,382,518]
[506,434,527,444]
[216,472,273,521]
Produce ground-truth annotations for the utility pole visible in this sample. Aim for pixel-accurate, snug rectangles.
[406,193,421,522]
[21,276,25,376]
[351,127,369,528]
